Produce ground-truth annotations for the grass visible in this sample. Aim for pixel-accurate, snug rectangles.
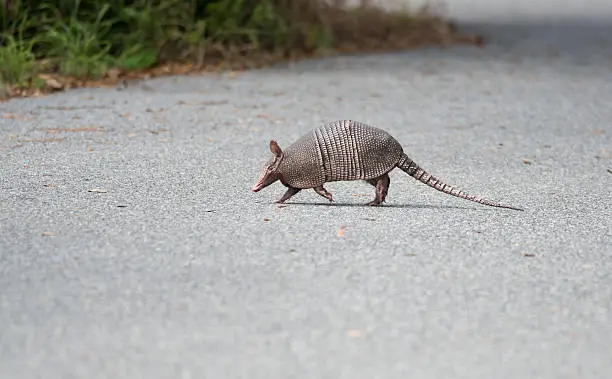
[0,0,482,100]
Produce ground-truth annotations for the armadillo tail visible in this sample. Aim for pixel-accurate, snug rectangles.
[396,154,524,211]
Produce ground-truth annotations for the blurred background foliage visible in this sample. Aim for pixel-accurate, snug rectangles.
[0,0,463,95]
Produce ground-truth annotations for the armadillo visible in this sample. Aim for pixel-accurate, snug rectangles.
[252,119,523,211]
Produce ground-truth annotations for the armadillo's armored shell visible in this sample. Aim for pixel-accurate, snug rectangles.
[280,120,404,188]
[279,129,326,188]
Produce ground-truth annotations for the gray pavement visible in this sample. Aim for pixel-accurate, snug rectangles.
[1,2,611,378]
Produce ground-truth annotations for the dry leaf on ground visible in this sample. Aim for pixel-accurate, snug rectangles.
[2,113,31,120]
[44,126,104,133]
[149,129,169,134]
[177,100,228,106]
[18,137,66,143]
[257,114,284,121]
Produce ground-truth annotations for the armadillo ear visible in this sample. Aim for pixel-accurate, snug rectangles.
[269,140,282,157]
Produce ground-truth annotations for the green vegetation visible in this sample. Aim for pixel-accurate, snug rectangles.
[0,0,476,99]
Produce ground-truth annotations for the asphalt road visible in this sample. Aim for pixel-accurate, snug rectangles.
[1,3,611,379]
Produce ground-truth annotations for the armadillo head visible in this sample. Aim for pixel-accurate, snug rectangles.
[252,140,284,192]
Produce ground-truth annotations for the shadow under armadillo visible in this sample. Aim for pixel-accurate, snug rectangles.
[275,201,484,211]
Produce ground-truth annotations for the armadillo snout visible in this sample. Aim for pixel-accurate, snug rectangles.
[252,169,279,192]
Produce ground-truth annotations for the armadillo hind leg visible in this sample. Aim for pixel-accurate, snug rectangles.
[313,186,333,204]
[277,187,301,204]
[365,173,390,206]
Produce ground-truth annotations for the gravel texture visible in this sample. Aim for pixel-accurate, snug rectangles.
[1,3,611,379]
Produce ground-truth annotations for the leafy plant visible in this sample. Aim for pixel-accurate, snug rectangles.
[0,12,40,85]
[0,34,39,85]
[42,1,115,78]
[202,0,261,51]
[116,45,157,71]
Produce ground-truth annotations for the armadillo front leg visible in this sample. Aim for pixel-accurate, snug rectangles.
[365,173,390,206]
[277,187,301,203]
[313,186,334,203]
